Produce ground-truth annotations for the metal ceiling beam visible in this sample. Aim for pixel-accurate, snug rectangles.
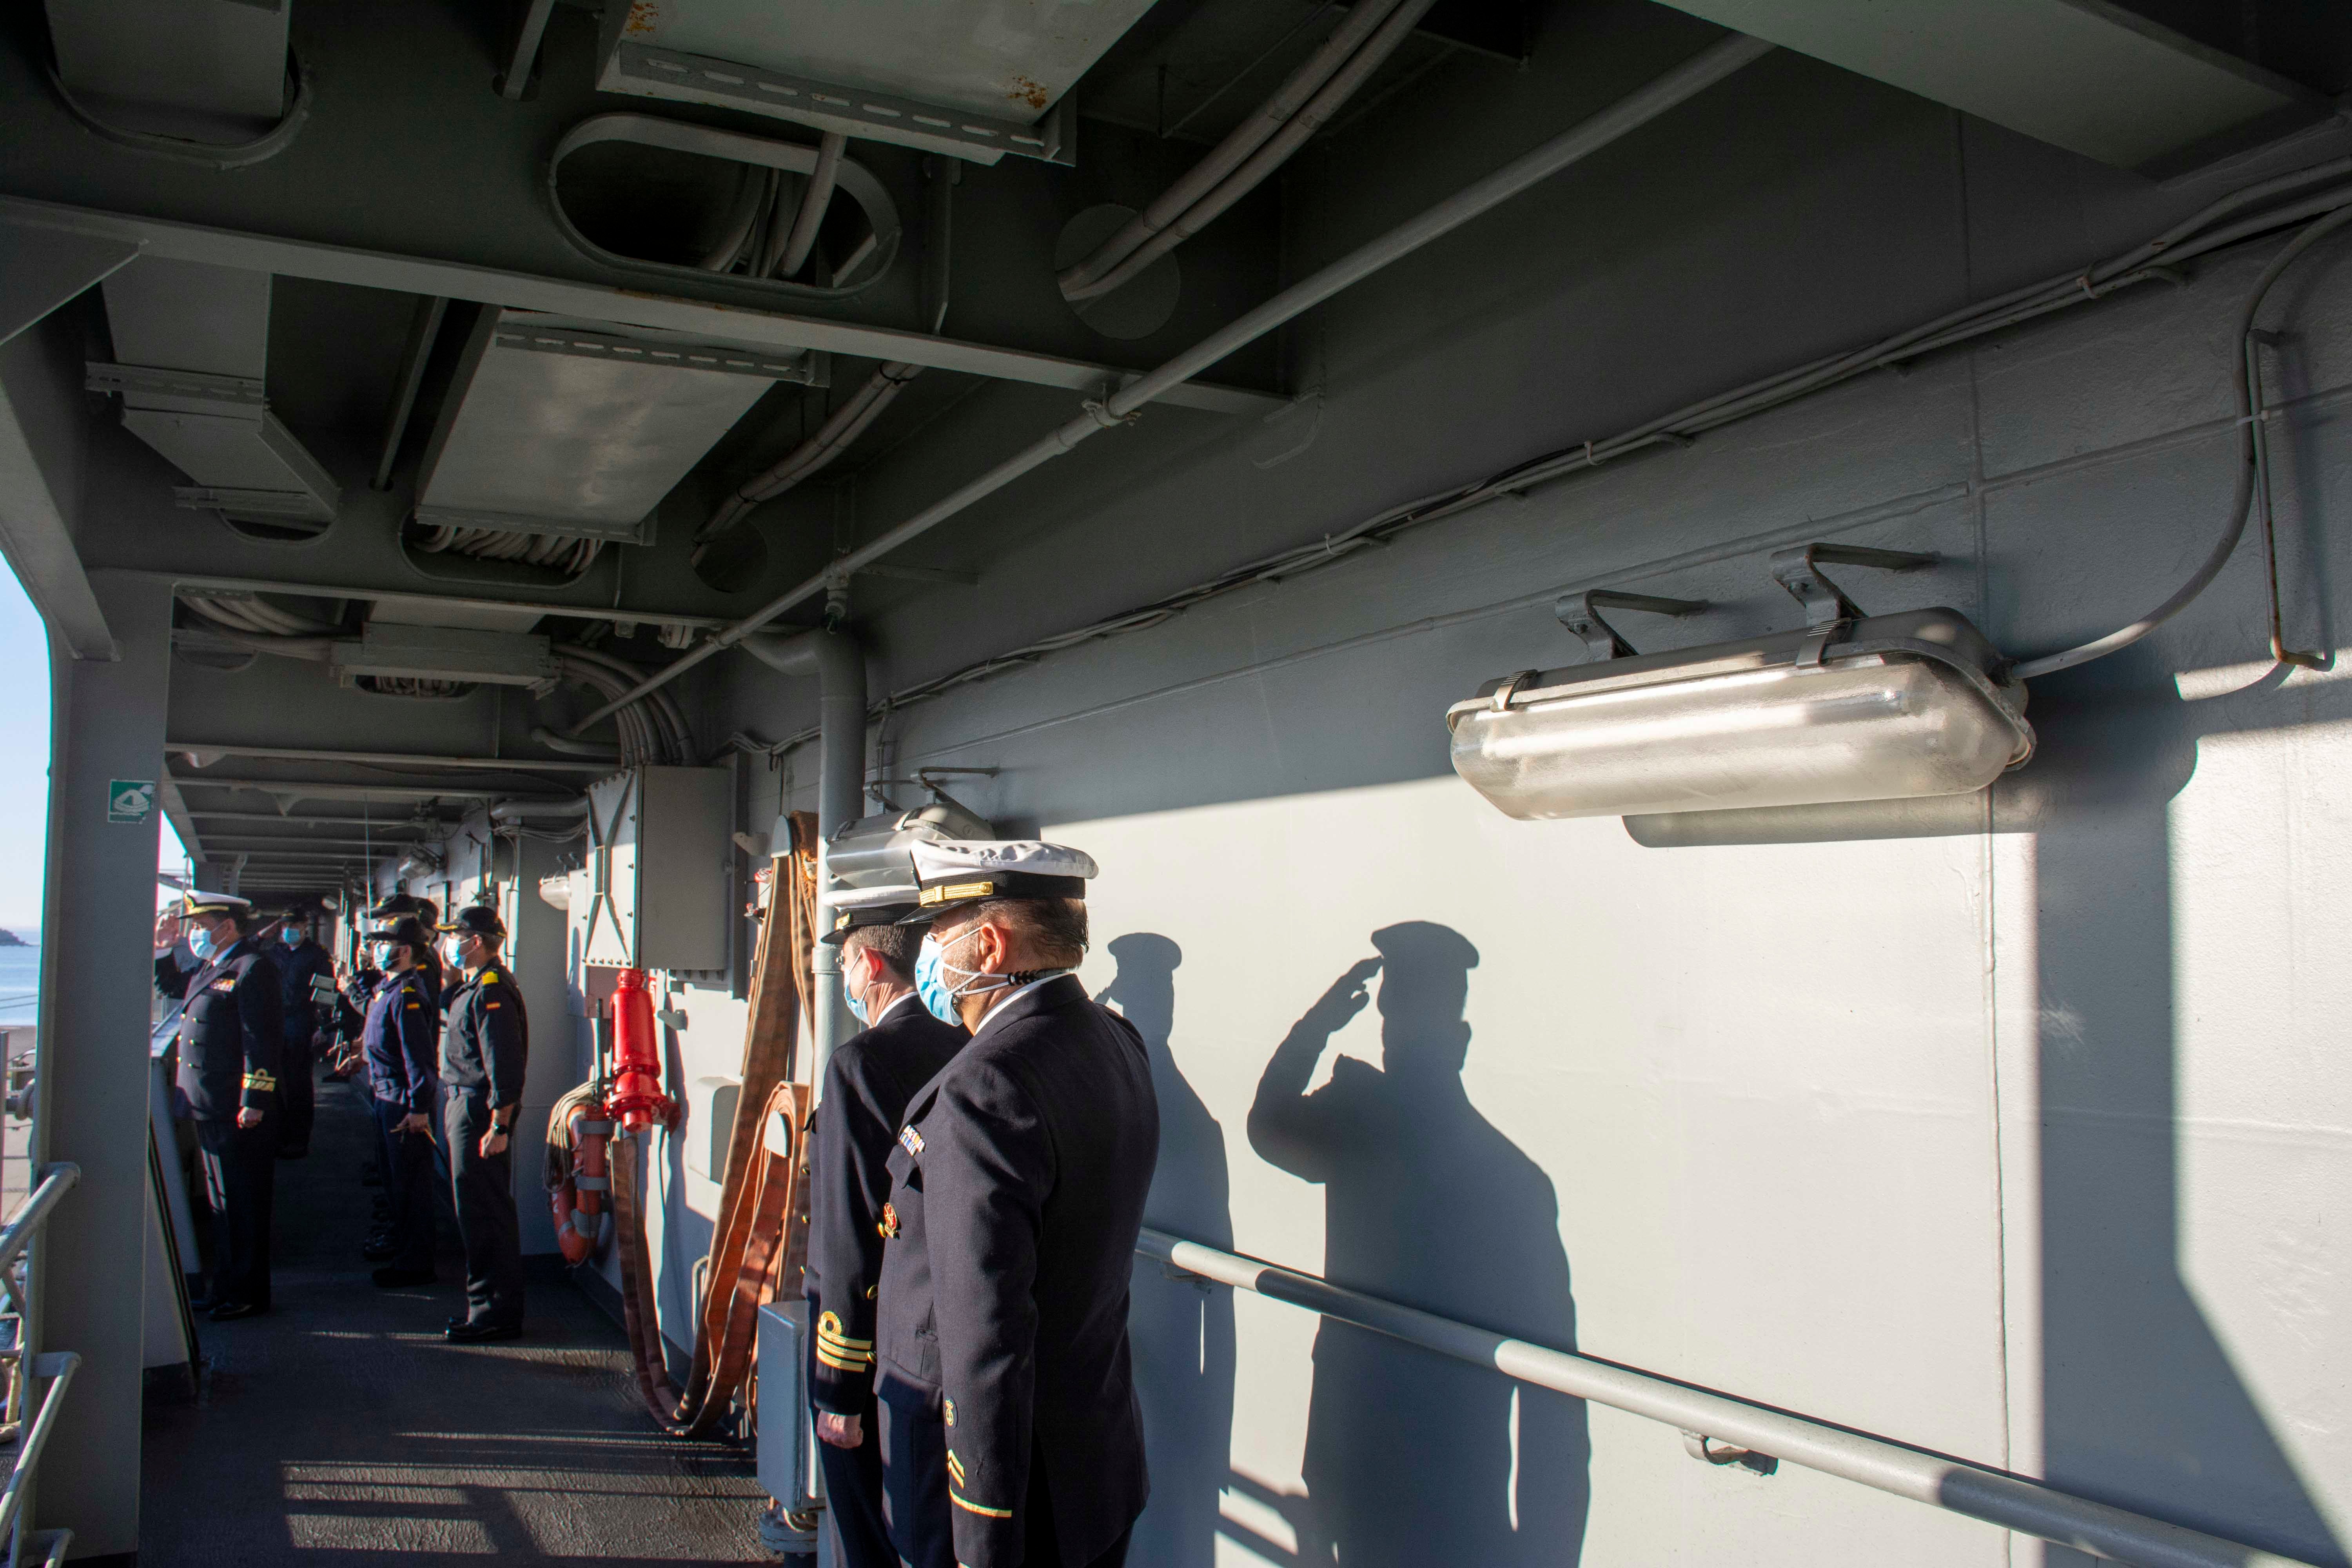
[165,777,574,803]
[1654,0,2319,170]
[183,810,446,828]
[0,197,1287,417]
[104,568,739,631]
[168,742,607,773]
[0,248,123,660]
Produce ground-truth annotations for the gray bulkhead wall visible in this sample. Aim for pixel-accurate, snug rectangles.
[700,10,2352,1568]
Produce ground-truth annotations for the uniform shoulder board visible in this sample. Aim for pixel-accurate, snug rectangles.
[210,978,237,991]
[898,1125,924,1156]
[479,970,500,986]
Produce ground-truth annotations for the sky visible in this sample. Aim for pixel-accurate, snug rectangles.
[0,561,189,940]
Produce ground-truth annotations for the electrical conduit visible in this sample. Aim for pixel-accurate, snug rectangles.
[564,31,1777,738]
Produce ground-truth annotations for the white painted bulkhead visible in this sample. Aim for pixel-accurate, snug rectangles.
[633,25,2352,1567]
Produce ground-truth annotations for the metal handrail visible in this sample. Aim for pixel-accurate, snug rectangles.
[0,1165,83,1568]
[0,1354,78,1545]
[0,1167,78,1281]
[1136,1229,2319,1568]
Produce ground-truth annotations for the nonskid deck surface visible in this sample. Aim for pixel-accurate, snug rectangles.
[141,1075,766,1566]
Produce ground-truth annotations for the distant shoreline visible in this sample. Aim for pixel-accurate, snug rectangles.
[0,931,31,949]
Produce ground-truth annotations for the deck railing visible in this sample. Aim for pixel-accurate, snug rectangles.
[1137,1228,2318,1568]
[0,1164,81,1568]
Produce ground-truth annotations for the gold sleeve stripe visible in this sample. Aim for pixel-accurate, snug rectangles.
[815,1346,875,1371]
[816,1341,875,1361]
[243,1071,277,1089]
[816,1326,874,1347]
[951,1494,1012,1520]
[946,1451,965,1485]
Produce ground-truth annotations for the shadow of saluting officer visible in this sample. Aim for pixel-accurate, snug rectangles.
[1249,922,1588,1568]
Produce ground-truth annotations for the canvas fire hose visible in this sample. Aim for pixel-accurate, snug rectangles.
[606,811,820,1438]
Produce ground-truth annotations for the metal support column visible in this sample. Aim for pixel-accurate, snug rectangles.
[29,574,174,1557]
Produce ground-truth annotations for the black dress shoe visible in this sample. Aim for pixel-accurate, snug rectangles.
[187,1295,220,1313]
[445,1319,521,1344]
[372,1267,436,1288]
[209,1301,266,1321]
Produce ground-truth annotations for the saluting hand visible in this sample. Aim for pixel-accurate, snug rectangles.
[153,911,179,957]
[815,1412,863,1449]
[1302,957,1382,1034]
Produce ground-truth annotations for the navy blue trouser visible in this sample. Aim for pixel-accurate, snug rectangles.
[878,1390,1132,1568]
[195,1116,274,1309]
[443,1089,524,1326]
[371,1096,438,1273]
[810,1354,895,1568]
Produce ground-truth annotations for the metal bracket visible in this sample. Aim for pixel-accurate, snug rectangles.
[1555,590,1707,662]
[1682,1430,1778,1476]
[1768,544,1936,630]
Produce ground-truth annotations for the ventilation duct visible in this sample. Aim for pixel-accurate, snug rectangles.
[90,259,339,531]
[593,0,1158,165]
[1448,551,2033,822]
[411,309,827,572]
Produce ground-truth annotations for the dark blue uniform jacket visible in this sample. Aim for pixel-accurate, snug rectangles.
[440,965,527,1106]
[276,937,336,1042]
[874,975,1159,1568]
[362,967,439,1112]
[158,937,285,1123]
[805,996,966,1414]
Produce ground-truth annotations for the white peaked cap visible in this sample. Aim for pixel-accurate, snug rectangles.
[910,839,1098,883]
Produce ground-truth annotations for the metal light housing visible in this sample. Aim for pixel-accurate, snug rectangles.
[1448,585,2033,822]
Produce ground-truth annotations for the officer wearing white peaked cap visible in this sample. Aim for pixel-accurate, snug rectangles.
[871,839,1157,1568]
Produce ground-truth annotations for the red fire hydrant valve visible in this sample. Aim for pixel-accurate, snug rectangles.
[607,967,675,1134]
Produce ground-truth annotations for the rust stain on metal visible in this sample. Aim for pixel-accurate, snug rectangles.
[1008,74,1049,111]
[624,0,661,36]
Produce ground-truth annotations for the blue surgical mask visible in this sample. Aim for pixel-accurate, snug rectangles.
[913,932,956,1023]
[280,927,301,946]
[843,962,870,1027]
[916,926,1017,1024]
[189,927,218,961]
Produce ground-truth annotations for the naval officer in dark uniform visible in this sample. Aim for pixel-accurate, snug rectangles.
[272,901,338,1158]
[358,916,441,1287]
[873,841,1158,1568]
[153,890,285,1320]
[437,905,528,1341]
[808,892,969,1568]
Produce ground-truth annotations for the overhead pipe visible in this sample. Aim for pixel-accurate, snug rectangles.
[740,627,867,1076]
[1065,0,1441,304]
[775,131,846,279]
[1058,0,1412,299]
[564,31,1776,739]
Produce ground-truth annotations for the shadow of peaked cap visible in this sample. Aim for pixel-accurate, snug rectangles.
[1370,921,1481,976]
[904,839,1098,919]
[823,885,920,946]
[180,890,254,917]
[437,905,505,939]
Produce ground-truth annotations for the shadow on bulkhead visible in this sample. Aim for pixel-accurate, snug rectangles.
[2007,654,2347,1567]
[1096,934,1238,1568]
[1247,921,1588,1568]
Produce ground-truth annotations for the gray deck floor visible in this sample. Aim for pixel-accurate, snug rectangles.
[141,1073,769,1566]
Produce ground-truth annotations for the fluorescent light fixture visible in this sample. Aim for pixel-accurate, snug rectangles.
[1448,607,2033,821]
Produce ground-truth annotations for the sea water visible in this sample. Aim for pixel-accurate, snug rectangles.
[0,942,37,1027]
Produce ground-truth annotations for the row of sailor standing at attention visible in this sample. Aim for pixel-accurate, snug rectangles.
[154,889,530,1340]
[802,838,1160,1568]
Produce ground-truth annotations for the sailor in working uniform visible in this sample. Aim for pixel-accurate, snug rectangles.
[873,841,1158,1568]
[152,890,285,1320]
[808,892,969,1568]
[358,916,441,1287]
[437,904,528,1341]
[272,901,338,1158]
